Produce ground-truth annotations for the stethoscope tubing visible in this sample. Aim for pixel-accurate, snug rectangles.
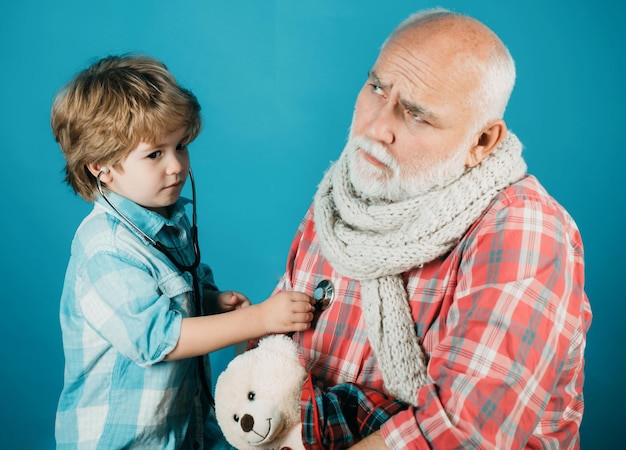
[96,168,201,273]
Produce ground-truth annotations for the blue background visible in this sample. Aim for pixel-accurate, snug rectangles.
[1,1,623,448]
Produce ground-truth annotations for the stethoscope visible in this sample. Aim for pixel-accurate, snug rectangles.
[97,167,214,405]
[287,279,334,339]
[96,167,201,276]
[99,165,337,313]
[313,279,335,311]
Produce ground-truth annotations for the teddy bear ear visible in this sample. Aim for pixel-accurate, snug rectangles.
[258,334,300,358]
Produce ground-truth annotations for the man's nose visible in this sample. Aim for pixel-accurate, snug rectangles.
[363,103,396,145]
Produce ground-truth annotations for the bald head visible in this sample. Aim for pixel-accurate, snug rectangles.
[345,8,515,201]
[384,9,515,128]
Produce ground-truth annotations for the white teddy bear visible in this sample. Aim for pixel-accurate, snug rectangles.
[214,334,307,450]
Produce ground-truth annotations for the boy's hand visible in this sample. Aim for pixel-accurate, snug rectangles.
[217,291,251,312]
[260,291,315,334]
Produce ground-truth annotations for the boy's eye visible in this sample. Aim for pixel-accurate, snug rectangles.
[147,151,161,159]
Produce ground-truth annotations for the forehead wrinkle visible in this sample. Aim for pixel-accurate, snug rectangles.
[380,27,486,127]
[374,46,447,121]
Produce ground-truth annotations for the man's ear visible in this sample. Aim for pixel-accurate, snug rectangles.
[465,120,507,168]
[87,162,112,182]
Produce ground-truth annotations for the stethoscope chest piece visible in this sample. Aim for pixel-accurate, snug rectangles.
[313,279,334,311]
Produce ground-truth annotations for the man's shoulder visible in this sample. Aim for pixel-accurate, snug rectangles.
[476,174,582,244]
[494,175,572,219]
[499,174,553,205]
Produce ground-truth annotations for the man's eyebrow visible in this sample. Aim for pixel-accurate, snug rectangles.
[368,70,386,88]
[368,70,433,119]
[401,99,432,118]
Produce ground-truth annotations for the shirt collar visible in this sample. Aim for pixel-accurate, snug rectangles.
[95,191,192,242]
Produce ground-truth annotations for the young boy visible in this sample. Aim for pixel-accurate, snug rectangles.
[51,54,314,449]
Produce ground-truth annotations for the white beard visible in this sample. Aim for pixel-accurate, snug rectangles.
[346,134,470,202]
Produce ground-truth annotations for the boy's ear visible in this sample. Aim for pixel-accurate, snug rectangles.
[87,163,112,182]
[465,120,507,168]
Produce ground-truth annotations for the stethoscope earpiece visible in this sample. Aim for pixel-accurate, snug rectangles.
[313,279,334,311]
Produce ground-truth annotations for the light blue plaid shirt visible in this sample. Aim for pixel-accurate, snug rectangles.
[56,192,229,449]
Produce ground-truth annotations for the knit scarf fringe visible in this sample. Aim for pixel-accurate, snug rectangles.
[313,132,527,405]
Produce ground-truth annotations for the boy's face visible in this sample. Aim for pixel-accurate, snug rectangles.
[102,128,190,217]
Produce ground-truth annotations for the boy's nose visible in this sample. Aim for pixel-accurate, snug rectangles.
[166,153,185,175]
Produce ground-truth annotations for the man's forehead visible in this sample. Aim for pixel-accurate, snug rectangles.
[368,69,433,118]
[371,38,480,123]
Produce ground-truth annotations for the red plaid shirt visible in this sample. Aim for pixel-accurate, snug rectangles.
[276,175,591,449]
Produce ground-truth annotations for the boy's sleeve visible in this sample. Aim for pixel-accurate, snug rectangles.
[77,249,183,367]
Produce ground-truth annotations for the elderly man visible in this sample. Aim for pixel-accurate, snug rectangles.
[274,8,591,449]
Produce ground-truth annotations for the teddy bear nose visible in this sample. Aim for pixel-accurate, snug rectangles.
[240,414,254,432]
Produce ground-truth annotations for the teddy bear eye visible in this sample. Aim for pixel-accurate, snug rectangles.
[248,391,255,401]
[233,414,239,422]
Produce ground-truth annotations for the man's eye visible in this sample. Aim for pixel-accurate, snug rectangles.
[370,83,384,95]
[409,111,424,123]
[147,151,161,159]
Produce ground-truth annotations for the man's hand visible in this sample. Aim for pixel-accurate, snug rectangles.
[350,431,386,449]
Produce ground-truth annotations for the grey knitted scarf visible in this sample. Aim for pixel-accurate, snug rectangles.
[313,132,527,406]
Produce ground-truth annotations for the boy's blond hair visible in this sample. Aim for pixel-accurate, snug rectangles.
[51,54,202,201]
